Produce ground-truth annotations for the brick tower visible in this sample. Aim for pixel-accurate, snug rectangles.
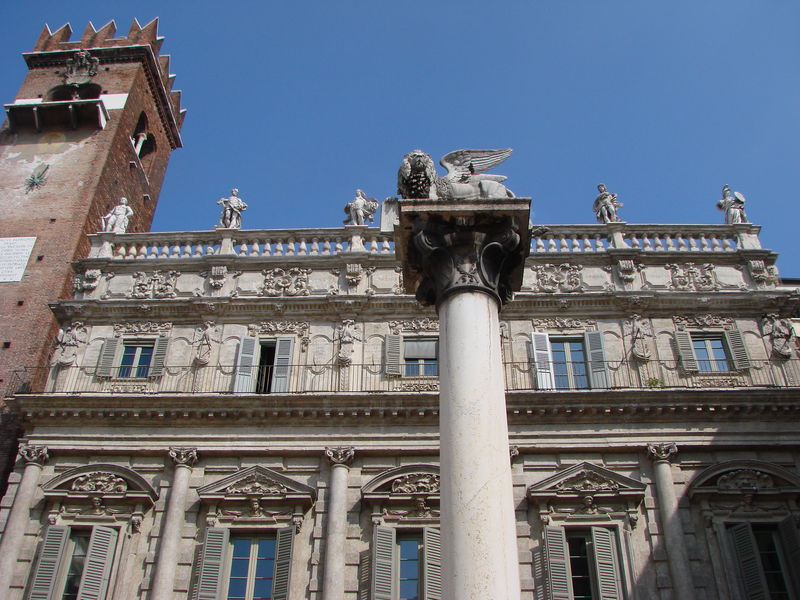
[0,19,185,485]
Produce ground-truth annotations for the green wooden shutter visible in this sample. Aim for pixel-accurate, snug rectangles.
[95,338,119,377]
[232,336,258,394]
[725,329,752,370]
[590,527,622,600]
[673,331,698,372]
[371,525,396,600]
[384,334,403,377]
[76,526,119,600]
[149,337,169,377]
[272,526,294,600]
[423,528,442,600]
[543,525,573,600]
[584,332,610,389]
[196,528,229,600]
[270,338,294,393]
[530,333,554,389]
[28,525,70,600]
[778,516,800,594]
[727,523,769,599]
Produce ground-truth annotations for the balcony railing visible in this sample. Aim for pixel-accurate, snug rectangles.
[7,359,799,397]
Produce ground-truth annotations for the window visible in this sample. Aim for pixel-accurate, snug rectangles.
[27,525,119,600]
[232,337,294,394]
[118,341,154,378]
[95,337,169,378]
[727,521,799,599]
[196,528,294,600]
[371,526,441,600]
[384,335,439,378]
[673,329,751,372]
[530,332,609,390]
[543,526,624,600]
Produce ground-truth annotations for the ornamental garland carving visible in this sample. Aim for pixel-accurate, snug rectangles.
[530,263,584,293]
[128,270,181,299]
[531,318,597,331]
[247,321,310,351]
[388,318,439,335]
[113,322,173,337]
[260,267,311,297]
[673,315,734,331]
[226,473,288,496]
[71,472,128,493]
[391,473,441,495]
[665,263,719,291]
[555,470,620,493]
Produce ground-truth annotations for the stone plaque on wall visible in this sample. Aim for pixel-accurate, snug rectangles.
[0,237,36,282]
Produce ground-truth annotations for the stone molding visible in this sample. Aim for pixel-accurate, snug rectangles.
[647,442,678,462]
[325,446,355,466]
[673,315,734,331]
[113,321,173,337]
[388,318,439,335]
[169,447,198,466]
[531,317,597,331]
[247,320,310,351]
[19,443,49,465]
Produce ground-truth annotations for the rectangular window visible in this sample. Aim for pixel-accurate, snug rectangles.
[551,339,589,390]
[530,332,609,390]
[226,536,277,600]
[118,341,154,378]
[403,338,438,377]
[691,334,731,372]
[398,534,422,600]
[370,526,441,600]
[728,522,797,599]
[232,337,294,394]
[60,530,91,600]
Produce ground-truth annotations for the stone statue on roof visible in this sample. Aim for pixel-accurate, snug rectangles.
[217,188,248,229]
[344,189,378,225]
[101,197,133,233]
[717,185,748,224]
[593,183,623,224]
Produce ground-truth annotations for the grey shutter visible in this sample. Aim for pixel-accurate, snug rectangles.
[76,526,119,600]
[149,337,169,377]
[371,525,396,600]
[196,527,229,600]
[28,525,70,600]
[544,525,573,600]
[423,527,442,600]
[95,338,119,377]
[591,527,622,600]
[727,522,769,599]
[673,331,698,372]
[384,334,403,377]
[584,331,610,389]
[358,550,371,600]
[232,336,258,394]
[725,329,752,370]
[270,338,294,393]
[530,333,554,389]
[272,526,294,600]
[778,516,800,593]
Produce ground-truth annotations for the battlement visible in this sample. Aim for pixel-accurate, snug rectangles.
[33,19,164,55]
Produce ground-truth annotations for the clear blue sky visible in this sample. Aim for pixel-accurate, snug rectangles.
[3,2,799,275]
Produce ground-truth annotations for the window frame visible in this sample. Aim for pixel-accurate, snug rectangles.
[550,337,590,390]
[402,337,439,378]
[673,328,752,373]
[529,332,609,390]
[232,336,294,394]
[690,333,732,373]
[94,336,169,379]
[370,525,442,600]
[117,340,155,379]
[222,533,279,600]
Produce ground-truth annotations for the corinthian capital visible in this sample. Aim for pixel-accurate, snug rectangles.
[647,442,678,462]
[19,443,49,465]
[325,446,355,466]
[169,447,198,466]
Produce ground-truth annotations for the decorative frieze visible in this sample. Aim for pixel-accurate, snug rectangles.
[388,318,439,335]
[530,263,585,293]
[260,267,311,296]
[226,473,287,496]
[673,314,734,331]
[71,472,128,493]
[391,473,440,495]
[398,382,439,392]
[531,317,597,331]
[247,320,310,351]
[665,263,718,291]
[113,321,173,337]
[129,270,180,299]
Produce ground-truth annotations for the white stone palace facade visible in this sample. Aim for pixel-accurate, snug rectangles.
[1,219,799,600]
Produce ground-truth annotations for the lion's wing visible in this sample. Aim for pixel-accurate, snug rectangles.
[440,148,513,180]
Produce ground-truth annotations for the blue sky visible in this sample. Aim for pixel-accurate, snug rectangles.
[3,2,799,275]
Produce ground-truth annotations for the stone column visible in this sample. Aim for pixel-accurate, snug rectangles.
[150,447,197,600]
[396,198,531,600]
[0,444,49,595]
[647,442,695,600]
[321,446,355,600]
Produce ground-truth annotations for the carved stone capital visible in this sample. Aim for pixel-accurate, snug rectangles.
[647,442,678,463]
[169,447,198,467]
[325,446,355,466]
[19,443,49,466]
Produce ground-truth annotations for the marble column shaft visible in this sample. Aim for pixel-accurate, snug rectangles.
[649,443,695,600]
[150,447,197,600]
[0,444,48,596]
[321,447,354,600]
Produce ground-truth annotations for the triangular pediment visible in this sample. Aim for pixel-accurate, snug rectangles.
[42,463,158,504]
[528,462,645,501]
[197,466,316,504]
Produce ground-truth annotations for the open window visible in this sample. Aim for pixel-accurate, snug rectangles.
[232,337,294,394]
[529,332,609,390]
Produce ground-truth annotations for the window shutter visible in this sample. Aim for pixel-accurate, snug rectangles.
[590,527,622,600]
[584,331,610,389]
[543,525,573,600]
[727,523,769,599]
[358,550,371,600]
[371,525,396,600]
[270,338,294,393]
[724,329,752,370]
[778,516,800,593]
[384,334,403,377]
[232,336,258,394]
[196,527,229,600]
[673,331,698,372]
[272,526,294,600]
[95,338,119,377]
[28,525,70,600]
[76,526,119,600]
[423,527,442,600]
[529,333,554,390]
[148,337,169,377]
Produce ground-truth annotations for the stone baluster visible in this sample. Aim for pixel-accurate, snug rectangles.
[647,443,696,600]
[0,444,49,595]
[150,447,198,599]
[321,447,355,600]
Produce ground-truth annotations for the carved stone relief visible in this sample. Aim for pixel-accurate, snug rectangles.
[260,267,311,296]
[746,259,779,287]
[113,322,173,337]
[128,270,180,299]
[336,320,361,369]
[71,472,128,493]
[200,265,230,290]
[391,473,441,495]
[388,318,439,335]
[530,263,585,293]
[531,318,597,331]
[194,321,219,365]
[665,263,719,291]
[247,321,310,351]
[73,268,105,293]
[53,321,88,366]
[613,258,642,287]
[625,314,652,360]
[761,314,795,358]
[64,49,99,85]
[226,473,287,496]
[673,314,734,331]
[19,444,49,465]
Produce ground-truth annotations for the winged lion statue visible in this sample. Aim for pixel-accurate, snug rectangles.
[397,148,516,200]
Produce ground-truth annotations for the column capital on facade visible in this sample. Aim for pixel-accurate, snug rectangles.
[647,442,678,463]
[168,447,198,467]
[325,446,355,466]
[19,443,49,466]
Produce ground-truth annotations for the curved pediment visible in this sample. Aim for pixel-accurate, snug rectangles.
[362,464,440,501]
[42,463,158,504]
[527,462,646,502]
[197,466,316,506]
[689,460,800,497]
